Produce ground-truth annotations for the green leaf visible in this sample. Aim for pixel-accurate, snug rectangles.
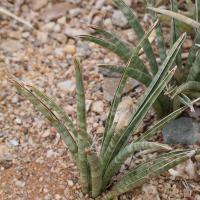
[90,25,151,76]
[182,30,200,83]
[74,57,86,131]
[110,66,176,162]
[101,126,127,176]
[196,0,200,23]
[101,142,172,191]
[103,20,159,146]
[185,0,195,14]
[101,122,118,159]
[85,148,102,198]
[77,35,128,62]
[164,85,177,96]
[113,0,158,76]
[135,106,187,142]
[171,81,200,98]
[113,33,186,154]
[7,77,78,162]
[26,84,78,139]
[77,129,91,194]
[170,0,182,72]
[178,93,194,111]
[97,64,152,87]
[145,0,167,64]
[188,51,200,81]
[102,149,198,200]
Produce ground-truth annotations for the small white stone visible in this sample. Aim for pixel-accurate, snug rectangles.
[55,194,62,200]
[67,180,74,187]
[15,118,21,124]
[47,149,54,158]
[42,129,51,138]
[91,101,104,114]
[12,95,18,103]
[10,140,19,147]
[63,105,74,115]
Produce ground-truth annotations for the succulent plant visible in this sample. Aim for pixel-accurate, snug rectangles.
[7,20,200,199]
[78,0,200,118]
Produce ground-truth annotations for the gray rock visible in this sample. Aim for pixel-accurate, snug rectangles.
[112,10,129,28]
[3,162,11,169]
[162,117,200,145]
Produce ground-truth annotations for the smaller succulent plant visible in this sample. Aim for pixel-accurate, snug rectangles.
[7,20,200,199]
[78,0,200,118]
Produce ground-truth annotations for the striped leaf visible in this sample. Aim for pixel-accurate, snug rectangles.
[101,126,127,176]
[112,34,186,154]
[97,64,152,87]
[6,77,78,162]
[77,35,128,62]
[101,122,118,159]
[90,25,150,76]
[170,0,182,72]
[113,0,158,76]
[101,142,172,191]
[109,66,176,162]
[102,149,199,200]
[188,51,200,81]
[145,0,166,64]
[77,129,91,194]
[85,148,102,198]
[25,84,78,139]
[178,93,194,111]
[182,30,200,83]
[171,81,200,98]
[74,57,86,131]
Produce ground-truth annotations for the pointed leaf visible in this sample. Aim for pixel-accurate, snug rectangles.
[145,0,166,64]
[77,35,128,62]
[7,77,78,162]
[85,148,102,198]
[114,0,158,76]
[26,84,78,139]
[102,142,172,191]
[74,57,87,131]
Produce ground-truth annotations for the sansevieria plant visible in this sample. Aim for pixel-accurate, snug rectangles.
[78,0,200,118]
[7,19,200,199]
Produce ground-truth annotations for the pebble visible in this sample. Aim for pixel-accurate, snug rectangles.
[3,162,11,169]
[58,81,75,89]
[42,129,51,138]
[11,95,18,103]
[62,45,76,54]
[15,118,21,124]
[47,149,54,158]
[96,126,105,134]
[91,101,104,114]
[112,10,129,28]
[55,194,62,199]
[10,140,19,147]
[85,99,93,113]
[41,22,56,32]
[68,180,74,187]
[63,105,74,115]
[32,0,48,11]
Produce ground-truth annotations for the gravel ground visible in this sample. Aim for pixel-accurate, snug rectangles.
[1,0,200,199]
